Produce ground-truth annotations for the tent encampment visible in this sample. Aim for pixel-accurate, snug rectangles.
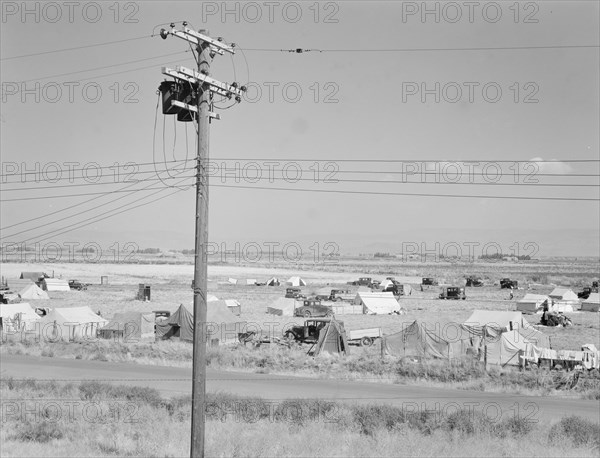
[266,277,280,286]
[313,319,349,356]
[41,278,70,292]
[0,302,40,333]
[287,276,307,287]
[516,294,549,314]
[581,293,600,312]
[98,312,155,342]
[157,302,246,344]
[39,306,108,341]
[354,292,400,314]
[19,283,50,300]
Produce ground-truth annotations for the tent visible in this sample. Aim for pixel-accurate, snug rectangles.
[482,330,528,367]
[313,319,349,356]
[354,292,400,314]
[207,294,219,302]
[549,288,579,302]
[463,310,550,349]
[266,277,280,286]
[266,297,296,316]
[98,312,155,342]
[581,293,600,312]
[19,283,49,300]
[516,294,549,314]
[379,279,394,291]
[213,299,241,316]
[39,306,108,341]
[287,276,307,287]
[246,279,257,285]
[0,302,40,333]
[157,302,246,344]
[228,278,238,285]
[8,279,34,291]
[20,272,46,282]
[41,278,70,292]
[382,320,459,359]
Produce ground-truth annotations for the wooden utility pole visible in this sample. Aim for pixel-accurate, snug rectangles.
[190,30,211,458]
[157,23,245,458]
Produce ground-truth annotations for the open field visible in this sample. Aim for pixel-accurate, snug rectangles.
[1,378,599,458]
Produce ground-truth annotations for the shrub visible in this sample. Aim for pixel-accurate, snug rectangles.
[14,421,64,443]
[548,416,600,448]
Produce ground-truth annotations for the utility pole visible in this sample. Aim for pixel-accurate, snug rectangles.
[157,23,245,458]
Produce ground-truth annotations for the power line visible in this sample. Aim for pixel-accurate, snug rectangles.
[209,158,600,163]
[248,44,600,53]
[210,183,599,201]
[1,35,152,61]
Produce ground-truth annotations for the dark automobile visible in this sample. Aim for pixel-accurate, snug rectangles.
[439,286,466,300]
[284,318,343,343]
[422,277,438,286]
[465,276,484,287]
[68,279,88,291]
[500,278,518,289]
[293,299,333,318]
[285,287,304,299]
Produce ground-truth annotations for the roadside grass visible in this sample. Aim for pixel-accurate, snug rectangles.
[1,379,598,457]
[3,339,600,399]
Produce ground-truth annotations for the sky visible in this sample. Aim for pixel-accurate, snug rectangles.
[1,1,599,258]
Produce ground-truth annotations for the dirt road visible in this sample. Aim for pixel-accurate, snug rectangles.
[2,354,598,423]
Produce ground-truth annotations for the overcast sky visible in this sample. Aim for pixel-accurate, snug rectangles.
[1,1,599,257]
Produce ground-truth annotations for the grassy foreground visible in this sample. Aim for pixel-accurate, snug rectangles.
[2,339,600,399]
[1,378,599,457]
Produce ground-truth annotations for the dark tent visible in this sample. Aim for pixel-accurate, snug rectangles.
[382,320,464,359]
[313,319,349,356]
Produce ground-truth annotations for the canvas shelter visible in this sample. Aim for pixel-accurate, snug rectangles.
[382,320,460,359]
[462,310,550,349]
[266,297,296,316]
[266,277,280,286]
[246,279,257,285]
[516,294,549,314]
[39,306,108,341]
[0,302,40,333]
[207,294,219,302]
[9,279,34,291]
[157,302,246,344]
[99,312,155,342]
[213,299,241,316]
[41,278,70,292]
[379,279,394,290]
[312,319,349,356]
[228,278,238,285]
[19,283,49,300]
[20,272,46,282]
[481,330,528,367]
[354,292,400,314]
[581,293,600,312]
[287,276,307,287]
[548,288,579,302]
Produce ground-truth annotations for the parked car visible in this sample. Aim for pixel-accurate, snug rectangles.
[294,299,333,318]
[284,318,342,343]
[329,288,355,302]
[465,276,484,287]
[285,287,304,299]
[422,277,438,286]
[500,278,518,289]
[439,286,466,300]
[68,279,88,291]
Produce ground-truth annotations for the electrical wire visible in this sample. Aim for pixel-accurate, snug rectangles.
[1,35,152,61]
[209,183,599,202]
[246,44,600,53]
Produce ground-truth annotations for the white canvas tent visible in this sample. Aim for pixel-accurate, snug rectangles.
[266,277,280,286]
[548,288,579,302]
[42,278,70,292]
[354,292,400,314]
[207,294,219,302]
[286,276,307,287]
[516,294,549,314]
[0,302,40,332]
[379,279,394,290]
[19,283,50,300]
[39,306,108,341]
[266,297,296,316]
[581,293,600,312]
[246,279,257,285]
[228,278,238,285]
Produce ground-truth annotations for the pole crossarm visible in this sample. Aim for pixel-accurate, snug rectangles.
[160,26,235,55]
[161,66,245,100]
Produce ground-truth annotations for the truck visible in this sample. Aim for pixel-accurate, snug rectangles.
[439,286,466,300]
[347,277,380,288]
[293,299,333,318]
[465,276,484,287]
[285,287,304,299]
[68,279,89,291]
[421,277,438,286]
[347,327,382,347]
